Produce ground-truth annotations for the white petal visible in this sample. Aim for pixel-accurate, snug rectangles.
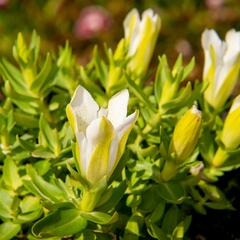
[115,111,138,137]
[75,131,88,175]
[201,29,222,51]
[224,29,240,64]
[214,64,230,94]
[142,9,154,19]
[70,85,99,132]
[107,89,129,128]
[123,8,140,43]
[85,117,114,171]
[201,29,224,78]
[85,118,102,171]
[230,95,240,113]
[108,111,138,173]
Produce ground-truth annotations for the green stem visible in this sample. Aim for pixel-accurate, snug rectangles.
[80,187,106,212]
[212,147,229,167]
[161,160,178,182]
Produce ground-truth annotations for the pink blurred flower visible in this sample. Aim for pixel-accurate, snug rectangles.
[74,6,112,39]
[0,0,8,8]
[205,0,224,9]
[175,39,192,58]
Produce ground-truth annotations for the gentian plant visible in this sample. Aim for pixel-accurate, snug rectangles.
[0,8,240,240]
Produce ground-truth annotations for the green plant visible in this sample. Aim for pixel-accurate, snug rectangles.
[0,8,240,240]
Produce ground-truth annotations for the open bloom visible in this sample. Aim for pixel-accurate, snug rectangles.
[124,8,161,77]
[170,105,202,161]
[66,86,137,185]
[202,29,240,109]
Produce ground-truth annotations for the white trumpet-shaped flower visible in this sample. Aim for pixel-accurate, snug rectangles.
[124,8,161,77]
[202,29,240,109]
[66,86,138,185]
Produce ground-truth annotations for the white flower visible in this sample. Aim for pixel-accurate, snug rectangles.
[66,86,138,185]
[202,29,240,109]
[124,8,161,77]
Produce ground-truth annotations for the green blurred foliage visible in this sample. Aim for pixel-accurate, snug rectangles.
[0,0,240,76]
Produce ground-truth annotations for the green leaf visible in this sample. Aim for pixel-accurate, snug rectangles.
[31,53,53,92]
[17,135,35,151]
[39,115,60,156]
[16,208,43,224]
[156,182,185,204]
[147,223,167,240]
[0,222,21,240]
[171,216,192,240]
[172,54,183,77]
[0,58,27,95]
[26,165,66,203]
[32,146,56,159]
[162,205,180,234]
[148,201,166,223]
[13,111,39,128]
[32,208,87,237]
[79,66,107,104]
[182,57,195,80]
[20,196,41,213]
[161,82,192,113]
[127,77,157,113]
[93,46,108,88]
[0,189,14,219]
[124,214,144,240]
[2,157,22,190]
[80,211,118,225]
[97,181,127,211]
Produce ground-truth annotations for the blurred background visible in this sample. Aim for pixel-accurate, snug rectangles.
[0,0,240,79]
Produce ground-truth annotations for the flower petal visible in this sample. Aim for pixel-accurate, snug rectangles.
[75,131,88,175]
[230,95,240,113]
[108,111,138,174]
[68,85,99,132]
[224,29,240,64]
[85,117,115,184]
[107,89,129,128]
[123,8,140,44]
[201,29,224,78]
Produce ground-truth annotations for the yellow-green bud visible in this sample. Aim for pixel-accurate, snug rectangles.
[221,95,240,149]
[170,105,202,161]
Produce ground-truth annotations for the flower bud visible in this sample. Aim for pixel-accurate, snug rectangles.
[124,9,161,77]
[221,95,240,149]
[170,105,202,161]
[202,29,240,109]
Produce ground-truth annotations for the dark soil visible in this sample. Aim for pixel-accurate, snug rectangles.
[189,169,240,240]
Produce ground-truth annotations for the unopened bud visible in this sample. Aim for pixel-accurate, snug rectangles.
[170,105,202,161]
